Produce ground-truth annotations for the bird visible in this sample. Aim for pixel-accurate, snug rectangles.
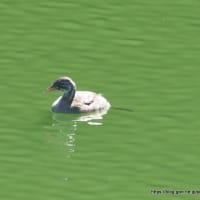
[46,76,111,113]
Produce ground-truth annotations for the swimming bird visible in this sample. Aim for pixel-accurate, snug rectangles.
[46,76,111,113]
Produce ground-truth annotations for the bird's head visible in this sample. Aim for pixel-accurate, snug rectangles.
[46,77,76,93]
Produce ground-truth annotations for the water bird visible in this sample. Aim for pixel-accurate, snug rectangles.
[46,76,111,113]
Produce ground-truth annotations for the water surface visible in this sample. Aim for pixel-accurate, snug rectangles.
[1,0,200,199]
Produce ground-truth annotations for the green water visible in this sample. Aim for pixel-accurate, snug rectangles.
[1,0,200,199]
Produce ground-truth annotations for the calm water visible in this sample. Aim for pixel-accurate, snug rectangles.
[1,0,200,199]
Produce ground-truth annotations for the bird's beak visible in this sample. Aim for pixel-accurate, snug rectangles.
[46,87,55,92]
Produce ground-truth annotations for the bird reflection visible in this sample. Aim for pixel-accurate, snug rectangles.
[50,109,109,157]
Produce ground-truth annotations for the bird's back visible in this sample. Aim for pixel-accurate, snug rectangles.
[71,91,111,113]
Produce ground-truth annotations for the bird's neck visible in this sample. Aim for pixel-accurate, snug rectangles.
[62,89,75,105]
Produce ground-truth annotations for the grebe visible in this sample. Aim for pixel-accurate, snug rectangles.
[46,77,111,113]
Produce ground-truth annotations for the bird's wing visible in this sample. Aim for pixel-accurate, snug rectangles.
[74,91,97,106]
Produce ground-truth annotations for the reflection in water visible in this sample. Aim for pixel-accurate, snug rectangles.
[51,109,110,156]
[51,118,77,158]
[75,108,109,125]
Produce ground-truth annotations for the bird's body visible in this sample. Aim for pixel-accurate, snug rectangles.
[47,77,111,113]
[52,91,110,113]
